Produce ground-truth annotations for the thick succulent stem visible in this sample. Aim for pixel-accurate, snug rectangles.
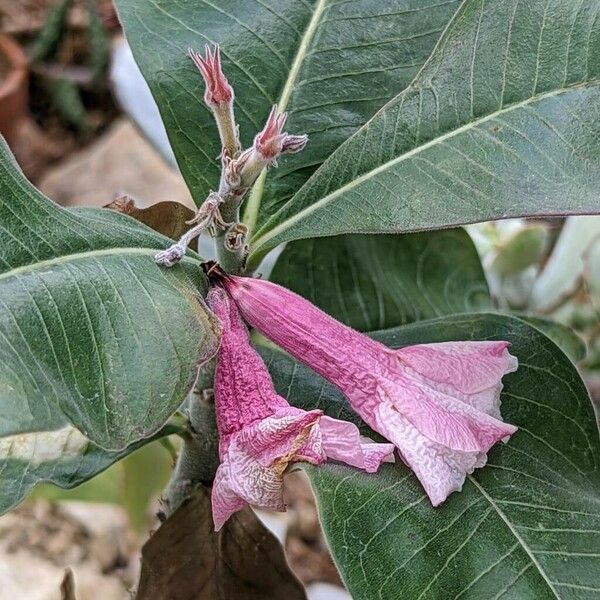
[164,363,219,515]
[215,205,247,274]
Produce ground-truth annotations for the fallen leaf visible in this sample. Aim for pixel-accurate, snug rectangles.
[105,194,196,249]
[136,486,306,600]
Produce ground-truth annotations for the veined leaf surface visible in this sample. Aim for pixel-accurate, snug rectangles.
[115,0,460,231]
[269,229,490,330]
[251,0,600,262]
[0,140,219,450]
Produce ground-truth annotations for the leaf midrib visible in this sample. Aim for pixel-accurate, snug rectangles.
[243,0,329,236]
[0,247,201,282]
[469,476,559,598]
[250,77,600,256]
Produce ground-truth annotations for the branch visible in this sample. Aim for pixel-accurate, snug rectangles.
[154,46,307,273]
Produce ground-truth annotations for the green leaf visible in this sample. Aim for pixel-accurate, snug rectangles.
[114,0,460,222]
[269,230,490,330]
[0,139,219,449]
[250,0,600,263]
[0,423,180,516]
[265,313,600,599]
[514,314,586,364]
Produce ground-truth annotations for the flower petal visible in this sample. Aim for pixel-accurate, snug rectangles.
[238,408,322,467]
[319,416,395,473]
[211,409,322,531]
[397,341,518,418]
[374,402,486,506]
[211,466,249,531]
[381,378,517,453]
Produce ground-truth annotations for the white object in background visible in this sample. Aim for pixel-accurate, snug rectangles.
[253,509,289,545]
[530,216,600,310]
[110,38,178,168]
[306,582,352,600]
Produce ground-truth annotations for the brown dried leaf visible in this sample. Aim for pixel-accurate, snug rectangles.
[105,195,197,249]
[60,568,77,600]
[136,486,306,600]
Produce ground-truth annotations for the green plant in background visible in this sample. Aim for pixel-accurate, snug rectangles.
[29,0,109,131]
[1,1,600,598]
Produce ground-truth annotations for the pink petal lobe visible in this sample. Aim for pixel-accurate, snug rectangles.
[374,402,486,506]
[397,341,518,418]
[319,416,395,473]
[381,378,517,453]
[211,467,248,531]
[211,409,321,531]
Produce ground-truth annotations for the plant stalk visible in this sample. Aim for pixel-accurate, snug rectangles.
[164,363,219,516]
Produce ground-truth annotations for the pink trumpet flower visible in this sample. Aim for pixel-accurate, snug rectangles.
[207,287,394,531]
[216,273,519,507]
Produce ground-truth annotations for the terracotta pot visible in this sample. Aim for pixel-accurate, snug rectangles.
[0,34,28,146]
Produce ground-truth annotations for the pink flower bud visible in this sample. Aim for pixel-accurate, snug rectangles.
[253,105,308,160]
[231,106,308,189]
[219,275,519,507]
[207,287,394,530]
[189,44,233,108]
[282,133,309,154]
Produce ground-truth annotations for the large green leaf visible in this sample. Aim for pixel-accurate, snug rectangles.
[0,423,180,516]
[515,314,586,364]
[251,0,600,263]
[269,229,490,330]
[264,314,600,599]
[0,139,219,449]
[114,0,460,225]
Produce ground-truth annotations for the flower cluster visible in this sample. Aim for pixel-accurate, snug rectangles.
[155,46,518,530]
[206,269,517,528]
[208,286,394,530]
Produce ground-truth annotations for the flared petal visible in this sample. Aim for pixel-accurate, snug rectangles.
[397,341,518,418]
[319,416,395,473]
[212,409,321,531]
[381,376,517,453]
[374,402,486,506]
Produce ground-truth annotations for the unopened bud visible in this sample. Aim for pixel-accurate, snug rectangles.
[236,105,309,189]
[188,45,233,107]
[281,134,308,154]
[189,45,240,158]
